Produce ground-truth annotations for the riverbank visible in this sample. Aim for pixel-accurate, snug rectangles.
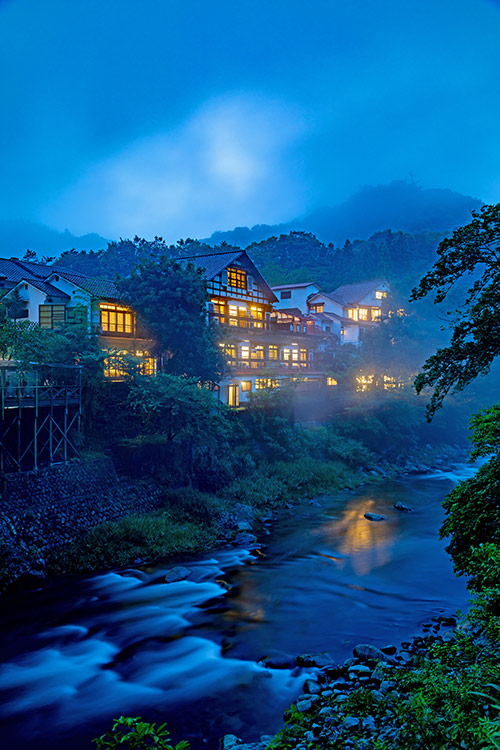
[223,612,499,750]
[0,445,467,593]
[0,468,474,749]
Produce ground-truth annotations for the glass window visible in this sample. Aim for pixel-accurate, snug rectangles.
[228,384,239,407]
[241,381,252,392]
[268,345,278,360]
[240,345,250,359]
[300,349,307,362]
[375,290,388,299]
[227,268,247,289]
[280,290,291,299]
[359,308,368,321]
[371,308,381,320]
[282,348,290,361]
[347,308,358,321]
[39,305,66,329]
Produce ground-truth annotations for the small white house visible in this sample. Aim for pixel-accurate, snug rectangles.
[271,282,320,312]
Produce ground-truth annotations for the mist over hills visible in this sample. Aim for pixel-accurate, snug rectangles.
[208,181,483,247]
[0,220,109,260]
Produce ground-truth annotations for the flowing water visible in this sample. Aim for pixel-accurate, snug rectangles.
[0,466,475,749]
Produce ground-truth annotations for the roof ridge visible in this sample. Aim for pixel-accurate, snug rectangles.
[176,249,243,260]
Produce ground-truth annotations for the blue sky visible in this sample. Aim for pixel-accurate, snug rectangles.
[1,0,500,241]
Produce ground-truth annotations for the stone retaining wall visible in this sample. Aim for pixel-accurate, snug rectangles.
[0,457,163,577]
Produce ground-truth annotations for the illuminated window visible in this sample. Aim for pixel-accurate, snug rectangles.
[241,381,252,392]
[375,290,388,299]
[228,384,239,407]
[282,348,290,361]
[100,304,133,334]
[347,308,358,321]
[291,349,299,361]
[221,343,236,360]
[135,351,157,376]
[358,308,368,321]
[268,345,278,360]
[227,268,247,289]
[251,346,264,360]
[104,350,128,379]
[255,378,280,389]
[310,303,324,313]
[300,348,307,362]
[356,374,374,392]
[326,377,338,386]
[238,306,246,317]
[240,345,250,359]
[250,306,263,319]
[371,308,381,320]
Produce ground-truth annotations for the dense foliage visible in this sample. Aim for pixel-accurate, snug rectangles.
[411,203,500,418]
[116,255,223,381]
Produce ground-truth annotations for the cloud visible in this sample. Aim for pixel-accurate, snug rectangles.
[40,94,309,241]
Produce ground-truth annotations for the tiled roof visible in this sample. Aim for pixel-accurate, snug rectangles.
[177,250,245,280]
[53,270,119,299]
[9,258,56,278]
[0,258,50,283]
[271,281,317,290]
[331,280,388,304]
[25,280,70,299]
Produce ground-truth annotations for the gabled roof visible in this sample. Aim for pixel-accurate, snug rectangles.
[177,249,278,302]
[271,281,318,290]
[177,250,244,280]
[49,270,119,299]
[9,258,56,278]
[0,258,53,283]
[24,279,70,299]
[308,290,345,306]
[331,280,389,304]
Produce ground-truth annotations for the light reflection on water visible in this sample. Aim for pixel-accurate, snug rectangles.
[0,469,472,750]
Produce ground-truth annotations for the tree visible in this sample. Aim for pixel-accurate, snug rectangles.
[410,203,500,419]
[117,256,224,381]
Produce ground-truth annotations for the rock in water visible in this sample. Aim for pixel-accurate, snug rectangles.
[393,502,414,512]
[163,566,191,583]
[221,735,242,750]
[364,512,386,521]
[353,644,393,664]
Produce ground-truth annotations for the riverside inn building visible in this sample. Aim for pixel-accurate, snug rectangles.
[0,254,389,407]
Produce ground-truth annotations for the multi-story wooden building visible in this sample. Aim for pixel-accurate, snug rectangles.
[179,250,335,406]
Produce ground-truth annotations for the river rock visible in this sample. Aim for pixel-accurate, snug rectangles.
[353,644,392,664]
[344,716,360,731]
[261,652,294,669]
[393,502,414,512]
[235,521,253,532]
[296,698,313,713]
[297,651,334,668]
[364,512,386,522]
[163,566,191,583]
[303,679,321,694]
[380,644,397,655]
[234,533,258,545]
[348,664,371,678]
[221,735,243,750]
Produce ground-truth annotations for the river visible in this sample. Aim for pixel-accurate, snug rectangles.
[0,465,475,749]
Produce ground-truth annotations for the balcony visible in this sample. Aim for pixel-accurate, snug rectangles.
[210,312,324,337]
[226,359,314,374]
